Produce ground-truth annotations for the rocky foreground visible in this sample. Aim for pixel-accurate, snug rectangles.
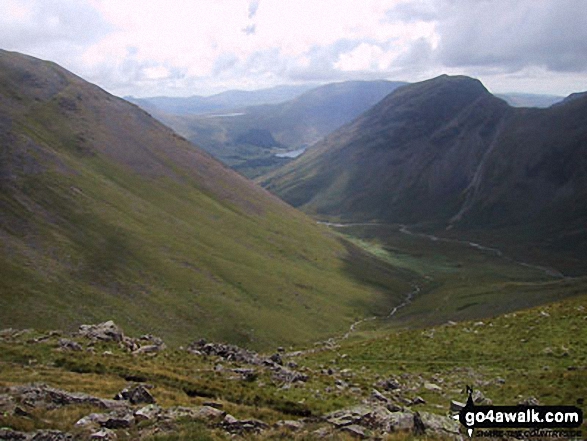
[0,321,469,440]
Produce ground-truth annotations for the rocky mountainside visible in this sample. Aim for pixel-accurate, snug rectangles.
[262,75,587,272]
[0,49,405,349]
[1,289,585,440]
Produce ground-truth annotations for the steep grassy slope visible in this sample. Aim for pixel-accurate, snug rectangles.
[153,81,406,177]
[0,50,410,349]
[262,75,587,274]
[0,292,584,439]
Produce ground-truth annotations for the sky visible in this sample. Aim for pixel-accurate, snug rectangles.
[1,0,586,98]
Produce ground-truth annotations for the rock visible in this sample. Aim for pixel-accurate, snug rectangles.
[411,396,426,405]
[102,411,134,429]
[132,344,162,355]
[472,389,492,405]
[424,382,442,392]
[340,424,367,438]
[29,430,74,440]
[450,400,466,412]
[418,411,461,438]
[271,366,308,384]
[78,321,124,342]
[114,385,155,405]
[376,377,401,391]
[193,405,226,422]
[275,420,304,431]
[518,396,540,406]
[269,353,283,365]
[58,339,83,351]
[134,404,161,422]
[387,411,415,431]
[90,429,117,440]
[221,414,268,434]
[10,384,126,410]
[371,389,388,403]
[187,340,261,364]
[0,428,28,440]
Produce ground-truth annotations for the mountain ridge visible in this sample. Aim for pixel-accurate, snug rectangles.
[0,49,407,349]
[262,75,587,273]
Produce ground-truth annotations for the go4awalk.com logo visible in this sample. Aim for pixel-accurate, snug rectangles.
[454,387,583,438]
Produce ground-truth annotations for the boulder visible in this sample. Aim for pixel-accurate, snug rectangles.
[9,384,126,410]
[90,429,117,440]
[78,321,124,342]
[221,414,269,434]
[133,404,162,422]
[58,339,83,352]
[340,424,368,438]
[114,385,155,405]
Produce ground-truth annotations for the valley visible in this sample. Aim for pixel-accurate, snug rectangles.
[0,50,585,440]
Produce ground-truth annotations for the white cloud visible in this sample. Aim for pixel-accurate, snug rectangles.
[1,0,586,96]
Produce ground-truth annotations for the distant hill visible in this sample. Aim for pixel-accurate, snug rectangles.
[262,75,587,274]
[126,84,315,115]
[0,50,407,349]
[497,92,563,108]
[148,80,407,177]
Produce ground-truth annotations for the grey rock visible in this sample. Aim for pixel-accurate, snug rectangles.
[0,428,28,440]
[411,396,426,405]
[424,382,442,392]
[371,389,389,403]
[418,411,462,438]
[275,420,304,431]
[58,339,82,351]
[90,429,117,440]
[78,321,124,342]
[9,384,126,410]
[376,377,401,391]
[221,414,268,434]
[134,404,162,422]
[29,430,73,441]
[340,424,367,438]
[114,384,155,405]
[450,400,466,412]
[472,389,492,405]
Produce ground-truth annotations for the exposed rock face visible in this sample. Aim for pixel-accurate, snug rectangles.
[324,404,462,439]
[113,385,155,405]
[78,321,124,343]
[5,384,126,411]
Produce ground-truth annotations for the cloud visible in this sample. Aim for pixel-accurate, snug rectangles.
[248,0,261,19]
[0,0,111,53]
[242,24,256,36]
[435,0,587,73]
[1,0,585,96]
[385,0,439,22]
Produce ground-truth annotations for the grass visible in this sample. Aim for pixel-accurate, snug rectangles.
[325,223,586,330]
[0,52,411,351]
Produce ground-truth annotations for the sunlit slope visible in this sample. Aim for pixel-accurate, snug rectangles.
[0,50,406,349]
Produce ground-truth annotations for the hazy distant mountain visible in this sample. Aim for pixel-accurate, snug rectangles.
[152,80,407,177]
[497,92,563,108]
[126,84,315,115]
[0,49,401,348]
[262,75,587,272]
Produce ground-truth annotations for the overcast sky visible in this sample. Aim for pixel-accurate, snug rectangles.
[1,0,586,97]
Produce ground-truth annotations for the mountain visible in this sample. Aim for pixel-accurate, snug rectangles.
[262,75,587,274]
[0,50,407,349]
[497,92,563,108]
[150,80,407,177]
[126,84,315,116]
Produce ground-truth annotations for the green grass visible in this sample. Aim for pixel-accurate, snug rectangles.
[0,53,408,350]
[325,224,586,330]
